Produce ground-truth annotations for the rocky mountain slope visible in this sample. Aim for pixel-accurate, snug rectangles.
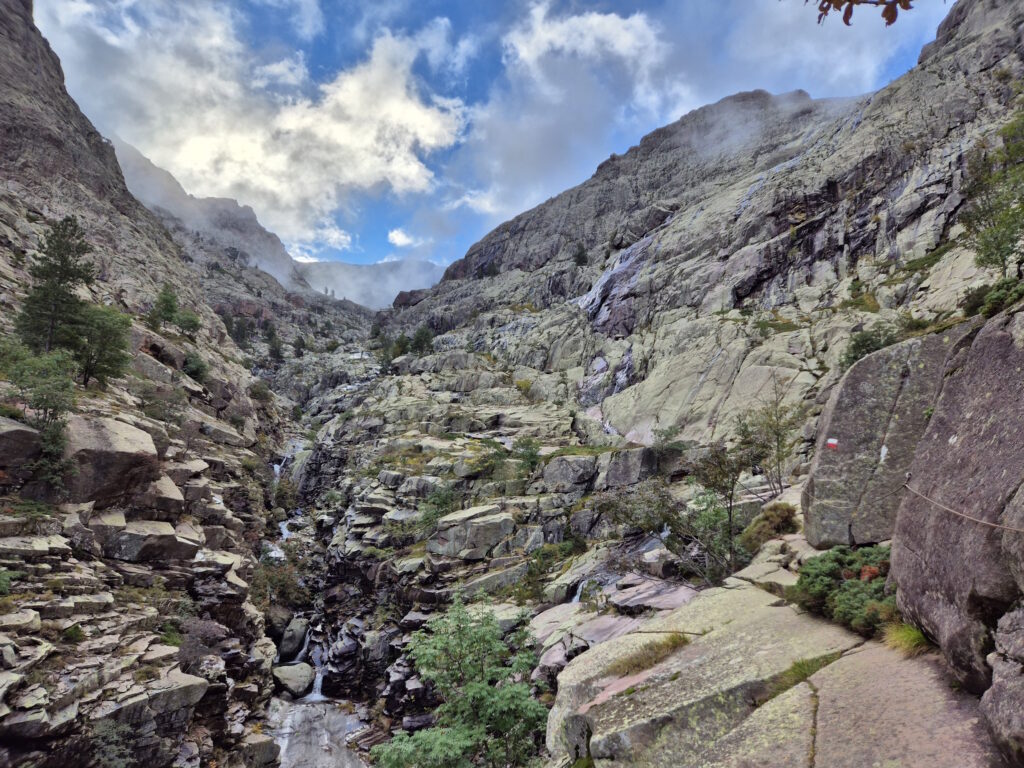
[4,0,1024,767]
[0,0,370,765]
[114,140,445,310]
[386,0,1022,448]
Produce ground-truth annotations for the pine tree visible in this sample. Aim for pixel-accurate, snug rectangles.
[15,217,95,353]
[146,285,178,330]
[411,325,434,355]
[74,304,132,388]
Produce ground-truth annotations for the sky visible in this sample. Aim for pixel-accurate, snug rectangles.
[35,0,953,268]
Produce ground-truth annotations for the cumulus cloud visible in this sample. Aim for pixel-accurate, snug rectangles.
[35,0,465,259]
[442,0,950,224]
[387,228,429,248]
[37,0,954,270]
[444,1,694,221]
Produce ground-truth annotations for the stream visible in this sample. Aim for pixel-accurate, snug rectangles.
[264,444,369,768]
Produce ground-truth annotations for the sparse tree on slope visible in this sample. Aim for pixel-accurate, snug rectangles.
[16,216,95,353]
[74,304,132,388]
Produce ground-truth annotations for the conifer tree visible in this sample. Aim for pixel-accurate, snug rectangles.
[75,304,132,388]
[15,217,95,353]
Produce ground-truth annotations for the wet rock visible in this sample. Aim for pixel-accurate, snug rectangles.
[272,663,315,697]
[279,618,309,661]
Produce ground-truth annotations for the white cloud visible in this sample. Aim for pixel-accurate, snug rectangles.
[253,53,310,89]
[387,228,429,248]
[35,1,465,252]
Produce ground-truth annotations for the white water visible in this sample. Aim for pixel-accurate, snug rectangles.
[267,698,367,768]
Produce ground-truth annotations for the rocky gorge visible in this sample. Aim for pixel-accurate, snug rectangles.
[3,0,1024,766]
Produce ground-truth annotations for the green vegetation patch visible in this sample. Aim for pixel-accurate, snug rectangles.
[787,545,896,637]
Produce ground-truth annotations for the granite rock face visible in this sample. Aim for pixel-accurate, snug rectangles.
[60,416,160,507]
[891,310,1024,692]
[803,322,978,546]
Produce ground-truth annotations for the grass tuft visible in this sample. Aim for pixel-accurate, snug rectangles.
[606,633,689,677]
[883,622,930,657]
[761,652,841,703]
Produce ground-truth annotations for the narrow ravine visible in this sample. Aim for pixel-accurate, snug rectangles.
[263,441,370,767]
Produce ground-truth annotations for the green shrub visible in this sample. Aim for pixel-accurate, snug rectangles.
[370,598,546,768]
[248,380,273,403]
[147,284,179,331]
[133,381,187,424]
[61,623,85,643]
[411,326,434,355]
[74,304,132,388]
[159,621,183,647]
[737,501,798,554]
[249,560,310,611]
[962,283,992,316]
[787,546,896,636]
[0,569,23,595]
[273,478,298,511]
[174,309,202,335]
[979,278,1024,317]
[840,324,900,370]
[182,352,208,383]
[418,486,459,533]
[511,436,541,475]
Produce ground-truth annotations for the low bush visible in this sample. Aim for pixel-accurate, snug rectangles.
[787,545,896,637]
[511,436,541,476]
[962,283,992,316]
[979,278,1024,318]
[737,501,799,555]
[61,623,85,643]
[418,486,459,533]
[249,560,310,610]
[248,380,273,403]
[182,352,208,383]
[0,569,22,595]
[840,325,900,371]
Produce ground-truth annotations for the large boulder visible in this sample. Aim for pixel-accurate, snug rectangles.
[106,520,201,562]
[61,416,160,507]
[279,617,309,661]
[803,323,976,547]
[426,504,514,559]
[543,455,598,493]
[891,310,1024,719]
[272,663,315,697]
[0,417,40,484]
[594,447,655,490]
